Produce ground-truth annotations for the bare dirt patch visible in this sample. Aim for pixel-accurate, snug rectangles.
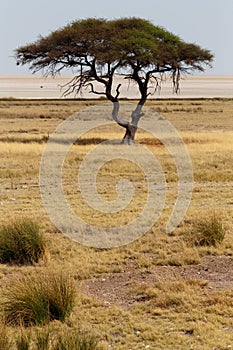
[80,256,233,309]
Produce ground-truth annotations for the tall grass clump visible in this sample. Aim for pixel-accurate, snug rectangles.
[45,273,76,323]
[189,213,225,247]
[2,272,76,326]
[0,218,46,265]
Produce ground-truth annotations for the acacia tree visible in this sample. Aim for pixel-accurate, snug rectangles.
[16,18,213,144]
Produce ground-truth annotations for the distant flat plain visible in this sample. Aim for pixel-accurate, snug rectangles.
[0,75,233,99]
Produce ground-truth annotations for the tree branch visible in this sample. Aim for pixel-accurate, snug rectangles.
[87,83,106,96]
[111,101,128,128]
[114,83,122,100]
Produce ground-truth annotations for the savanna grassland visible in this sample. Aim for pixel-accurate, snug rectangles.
[0,98,232,349]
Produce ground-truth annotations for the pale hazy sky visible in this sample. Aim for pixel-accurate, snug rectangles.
[1,0,232,75]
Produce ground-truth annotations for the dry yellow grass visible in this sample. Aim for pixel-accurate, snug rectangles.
[0,98,232,349]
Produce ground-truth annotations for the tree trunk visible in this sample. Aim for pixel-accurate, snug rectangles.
[111,101,144,145]
[121,123,137,145]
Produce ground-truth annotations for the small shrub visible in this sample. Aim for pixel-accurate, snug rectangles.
[0,218,46,265]
[52,332,98,350]
[2,272,76,326]
[189,213,225,247]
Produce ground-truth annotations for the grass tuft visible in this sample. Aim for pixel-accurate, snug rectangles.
[2,272,76,326]
[189,213,225,247]
[0,218,46,265]
[45,273,76,323]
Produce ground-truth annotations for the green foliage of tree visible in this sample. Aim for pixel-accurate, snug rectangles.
[16,18,213,143]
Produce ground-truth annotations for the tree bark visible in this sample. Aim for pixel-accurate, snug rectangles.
[111,101,145,145]
[121,104,144,144]
[121,123,137,145]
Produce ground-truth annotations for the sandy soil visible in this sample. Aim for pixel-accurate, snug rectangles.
[0,75,233,99]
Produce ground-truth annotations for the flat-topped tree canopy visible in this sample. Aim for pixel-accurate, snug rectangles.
[16,17,213,144]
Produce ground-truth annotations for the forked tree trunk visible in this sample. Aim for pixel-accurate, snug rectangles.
[121,124,137,145]
[111,101,144,145]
